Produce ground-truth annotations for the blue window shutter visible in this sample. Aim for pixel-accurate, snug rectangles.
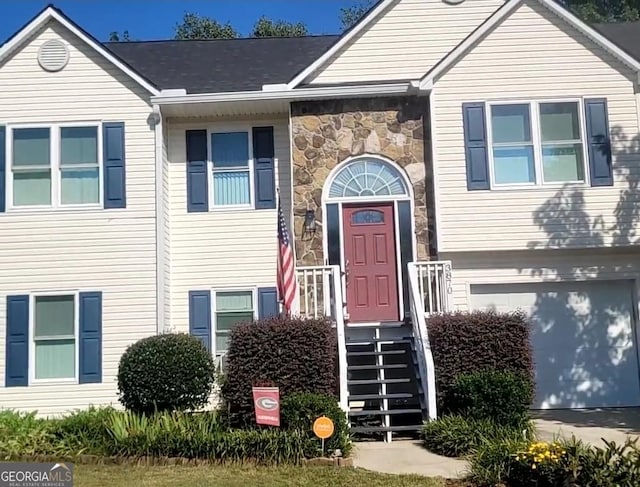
[253,126,276,209]
[258,287,279,319]
[79,292,102,384]
[326,203,341,266]
[6,295,29,387]
[584,98,613,187]
[462,102,490,190]
[186,130,208,212]
[0,126,5,213]
[103,122,126,208]
[189,291,211,351]
[397,201,413,320]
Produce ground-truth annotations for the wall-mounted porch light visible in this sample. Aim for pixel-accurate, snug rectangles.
[302,209,316,240]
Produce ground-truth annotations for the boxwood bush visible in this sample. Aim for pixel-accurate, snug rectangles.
[448,370,533,428]
[426,310,534,411]
[281,392,351,457]
[221,317,337,427]
[117,333,216,414]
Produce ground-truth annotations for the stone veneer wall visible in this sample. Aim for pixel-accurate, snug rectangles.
[291,96,434,266]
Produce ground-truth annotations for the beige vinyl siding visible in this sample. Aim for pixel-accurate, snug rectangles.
[308,0,503,84]
[0,22,157,415]
[444,249,640,312]
[433,0,640,252]
[166,117,291,332]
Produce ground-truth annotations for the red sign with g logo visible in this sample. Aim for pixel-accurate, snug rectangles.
[252,387,280,427]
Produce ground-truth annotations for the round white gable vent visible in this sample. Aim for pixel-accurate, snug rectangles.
[37,39,70,72]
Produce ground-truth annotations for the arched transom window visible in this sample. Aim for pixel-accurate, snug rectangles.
[327,158,409,198]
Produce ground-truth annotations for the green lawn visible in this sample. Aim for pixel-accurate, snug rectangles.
[74,464,445,487]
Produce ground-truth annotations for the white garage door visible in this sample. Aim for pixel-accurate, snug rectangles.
[470,280,640,409]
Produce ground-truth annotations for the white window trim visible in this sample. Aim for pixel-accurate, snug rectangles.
[211,287,258,358]
[6,121,103,211]
[207,126,255,210]
[485,98,591,190]
[29,290,80,385]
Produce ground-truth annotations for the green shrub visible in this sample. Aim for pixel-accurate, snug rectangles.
[50,407,116,455]
[105,410,306,464]
[561,437,640,487]
[470,437,640,487]
[0,406,340,464]
[507,440,569,487]
[468,434,527,486]
[448,370,533,428]
[117,333,216,414]
[427,310,533,410]
[0,410,50,459]
[221,317,337,427]
[0,410,75,459]
[281,393,351,457]
[421,415,529,458]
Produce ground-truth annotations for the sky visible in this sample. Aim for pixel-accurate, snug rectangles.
[0,0,359,43]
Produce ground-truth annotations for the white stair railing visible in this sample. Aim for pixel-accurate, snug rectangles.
[407,260,453,421]
[295,265,348,413]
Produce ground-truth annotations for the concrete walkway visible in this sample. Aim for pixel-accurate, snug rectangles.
[352,440,468,478]
[534,408,640,446]
[353,410,640,478]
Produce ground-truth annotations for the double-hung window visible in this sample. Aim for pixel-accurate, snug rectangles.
[10,124,100,208]
[33,294,77,381]
[488,100,587,187]
[211,132,252,207]
[214,290,255,356]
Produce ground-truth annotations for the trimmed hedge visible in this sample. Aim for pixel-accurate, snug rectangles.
[117,334,216,414]
[281,393,351,457]
[221,317,337,427]
[449,370,533,428]
[426,310,533,411]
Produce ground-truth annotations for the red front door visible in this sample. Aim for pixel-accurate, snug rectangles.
[343,203,399,322]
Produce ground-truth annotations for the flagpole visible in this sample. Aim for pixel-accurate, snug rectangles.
[276,188,285,316]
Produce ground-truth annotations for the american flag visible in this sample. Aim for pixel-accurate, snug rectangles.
[277,196,297,314]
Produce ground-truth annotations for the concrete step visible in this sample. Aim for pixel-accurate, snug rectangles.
[347,364,408,371]
[349,408,423,417]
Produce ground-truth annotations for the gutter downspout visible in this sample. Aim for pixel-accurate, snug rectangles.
[153,104,166,334]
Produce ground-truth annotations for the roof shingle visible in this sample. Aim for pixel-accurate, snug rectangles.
[593,21,640,62]
[104,36,339,94]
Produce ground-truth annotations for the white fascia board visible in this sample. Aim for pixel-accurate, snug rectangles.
[151,82,413,105]
[262,83,288,91]
[419,0,640,90]
[285,0,398,89]
[0,7,160,96]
